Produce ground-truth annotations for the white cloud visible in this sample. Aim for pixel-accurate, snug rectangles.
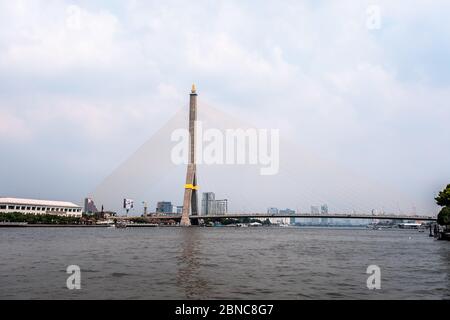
[0,109,31,141]
[0,0,449,212]
[0,2,125,73]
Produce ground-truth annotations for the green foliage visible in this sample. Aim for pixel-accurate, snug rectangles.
[129,217,147,224]
[0,212,81,225]
[437,207,450,226]
[435,184,450,207]
[216,218,239,225]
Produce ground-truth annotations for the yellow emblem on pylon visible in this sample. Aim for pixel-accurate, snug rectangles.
[185,184,199,190]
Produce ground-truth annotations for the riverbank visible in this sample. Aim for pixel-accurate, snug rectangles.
[0,223,162,228]
[0,223,109,228]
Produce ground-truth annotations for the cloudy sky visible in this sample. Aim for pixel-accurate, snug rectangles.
[0,1,449,214]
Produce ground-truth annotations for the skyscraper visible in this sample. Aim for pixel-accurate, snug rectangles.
[202,192,228,215]
[202,192,215,216]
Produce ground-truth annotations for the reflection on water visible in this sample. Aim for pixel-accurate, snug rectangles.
[176,228,211,299]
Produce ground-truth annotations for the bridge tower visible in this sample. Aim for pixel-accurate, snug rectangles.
[180,84,199,226]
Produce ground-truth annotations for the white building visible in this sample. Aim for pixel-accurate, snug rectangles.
[0,198,82,217]
[268,207,292,225]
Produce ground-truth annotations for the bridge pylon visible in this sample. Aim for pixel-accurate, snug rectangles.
[181,84,199,226]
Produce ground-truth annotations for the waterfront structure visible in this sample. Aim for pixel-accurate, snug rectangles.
[84,198,99,215]
[268,207,293,225]
[280,208,296,225]
[0,197,82,217]
[267,207,279,224]
[181,84,200,226]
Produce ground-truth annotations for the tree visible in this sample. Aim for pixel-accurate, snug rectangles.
[435,184,450,207]
[437,207,450,226]
[0,212,80,225]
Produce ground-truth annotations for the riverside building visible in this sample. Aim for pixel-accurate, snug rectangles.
[0,197,82,217]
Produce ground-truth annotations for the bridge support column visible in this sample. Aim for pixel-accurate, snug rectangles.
[181,85,199,227]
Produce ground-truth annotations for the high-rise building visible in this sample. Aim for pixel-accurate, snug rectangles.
[202,192,228,215]
[202,192,215,215]
[156,201,174,215]
[214,199,228,215]
[267,207,279,214]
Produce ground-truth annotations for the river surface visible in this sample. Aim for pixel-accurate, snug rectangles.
[0,227,448,300]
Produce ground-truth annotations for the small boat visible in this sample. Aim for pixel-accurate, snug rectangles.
[115,221,127,229]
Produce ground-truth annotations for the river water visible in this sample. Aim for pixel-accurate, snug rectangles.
[0,227,448,300]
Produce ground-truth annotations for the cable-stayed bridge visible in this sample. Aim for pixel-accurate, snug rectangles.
[93,85,437,224]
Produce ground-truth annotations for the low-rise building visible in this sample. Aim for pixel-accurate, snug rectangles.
[0,197,82,217]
